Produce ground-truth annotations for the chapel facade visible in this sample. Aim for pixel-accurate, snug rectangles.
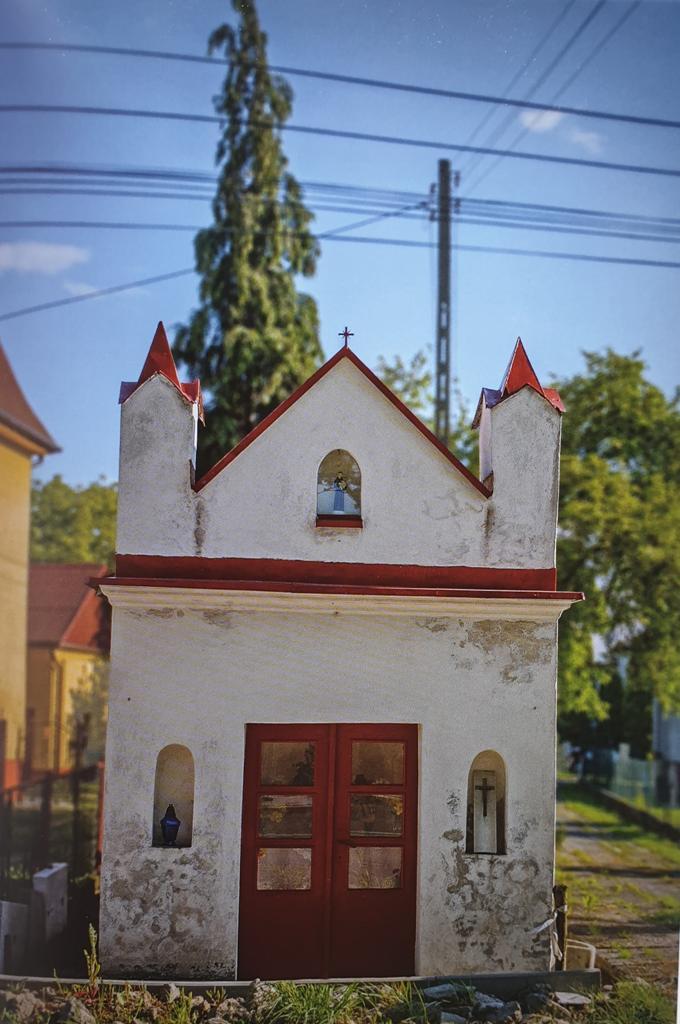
[98,324,582,980]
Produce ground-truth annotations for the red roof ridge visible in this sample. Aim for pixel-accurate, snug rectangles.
[194,345,490,498]
[140,321,181,388]
[501,337,545,398]
[472,337,564,427]
[119,322,204,422]
[0,342,60,454]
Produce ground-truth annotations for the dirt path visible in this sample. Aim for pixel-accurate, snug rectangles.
[556,780,679,993]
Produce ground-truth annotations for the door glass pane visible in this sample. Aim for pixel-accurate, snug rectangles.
[351,742,404,785]
[350,794,403,836]
[348,847,402,889]
[256,848,312,890]
[258,795,313,838]
[260,742,315,786]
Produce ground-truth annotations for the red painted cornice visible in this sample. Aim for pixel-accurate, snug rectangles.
[114,555,558,592]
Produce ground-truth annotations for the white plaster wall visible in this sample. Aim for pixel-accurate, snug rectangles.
[100,599,558,979]
[117,376,197,557]
[479,389,561,569]
[116,359,560,569]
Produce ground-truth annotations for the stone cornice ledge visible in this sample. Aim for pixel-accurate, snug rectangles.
[98,584,578,622]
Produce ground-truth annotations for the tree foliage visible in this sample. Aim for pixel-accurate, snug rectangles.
[555,350,680,753]
[173,0,323,475]
[31,476,117,567]
[375,348,478,466]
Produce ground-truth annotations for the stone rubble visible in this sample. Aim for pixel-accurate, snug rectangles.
[0,980,598,1024]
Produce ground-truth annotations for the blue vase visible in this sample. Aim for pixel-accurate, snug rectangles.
[160,803,181,846]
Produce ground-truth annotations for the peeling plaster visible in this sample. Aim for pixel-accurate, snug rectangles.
[194,495,207,555]
[416,617,449,633]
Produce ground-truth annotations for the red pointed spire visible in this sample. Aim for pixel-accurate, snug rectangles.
[500,337,544,398]
[138,322,180,388]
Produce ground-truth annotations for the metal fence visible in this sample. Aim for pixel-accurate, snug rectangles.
[0,763,104,903]
[608,754,680,825]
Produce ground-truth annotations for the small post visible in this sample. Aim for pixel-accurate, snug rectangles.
[554,883,568,970]
[34,773,53,871]
[69,714,90,877]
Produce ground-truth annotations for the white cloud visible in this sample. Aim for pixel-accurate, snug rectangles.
[0,242,89,275]
[569,129,603,154]
[63,280,97,296]
[519,109,564,133]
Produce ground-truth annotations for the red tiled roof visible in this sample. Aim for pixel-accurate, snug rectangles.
[119,321,204,422]
[472,338,565,427]
[0,343,59,454]
[28,563,110,653]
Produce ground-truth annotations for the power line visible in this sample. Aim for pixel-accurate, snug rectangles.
[2,162,678,228]
[0,269,195,322]
[333,235,680,268]
[547,0,641,108]
[2,105,680,178]
[460,0,578,167]
[4,216,680,246]
[465,0,641,193]
[463,0,608,184]
[1,39,678,130]
[2,234,679,327]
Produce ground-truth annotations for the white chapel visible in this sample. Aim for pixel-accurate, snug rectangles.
[97,323,582,980]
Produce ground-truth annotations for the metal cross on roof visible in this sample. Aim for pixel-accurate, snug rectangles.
[339,326,354,347]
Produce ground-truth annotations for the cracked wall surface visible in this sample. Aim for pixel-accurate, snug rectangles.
[100,606,557,979]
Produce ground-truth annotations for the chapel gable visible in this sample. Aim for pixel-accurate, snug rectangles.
[115,326,564,573]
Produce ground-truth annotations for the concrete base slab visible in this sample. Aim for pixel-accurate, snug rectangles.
[0,968,600,999]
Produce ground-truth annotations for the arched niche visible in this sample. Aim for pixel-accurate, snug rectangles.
[316,450,361,517]
[465,750,506,855]
[152,744,195,848]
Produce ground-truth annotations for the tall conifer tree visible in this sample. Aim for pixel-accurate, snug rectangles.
[174,0,323,473]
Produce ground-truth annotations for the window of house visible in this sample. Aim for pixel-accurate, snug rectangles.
[152,743,195,848]
[316,450,362,525]
[465,750,506,855]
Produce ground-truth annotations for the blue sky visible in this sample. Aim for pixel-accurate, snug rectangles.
[1,0,679,485]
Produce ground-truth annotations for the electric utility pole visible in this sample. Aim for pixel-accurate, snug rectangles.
[434,159,450,444]
[433,160,460,445]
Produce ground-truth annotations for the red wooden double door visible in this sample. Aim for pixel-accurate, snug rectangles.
[238,724,418,979]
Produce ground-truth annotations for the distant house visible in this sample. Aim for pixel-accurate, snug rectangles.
[26,563,110,774]
[0,344,59,788]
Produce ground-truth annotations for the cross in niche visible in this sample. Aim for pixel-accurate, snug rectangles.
[339,326,354,347]
[475,775,495,818]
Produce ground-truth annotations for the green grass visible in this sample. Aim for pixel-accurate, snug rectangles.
[587,981,675,1024]
[558,781,680,867]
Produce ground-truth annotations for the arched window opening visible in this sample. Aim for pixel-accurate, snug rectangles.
[316,450,362,520]
[152,744,195,848]
[465,750,506,855]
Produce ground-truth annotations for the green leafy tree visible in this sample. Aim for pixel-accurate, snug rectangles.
[556,350,680,753]
[31,475,117,567]
[173,0,323,474]
[375,348,478,466]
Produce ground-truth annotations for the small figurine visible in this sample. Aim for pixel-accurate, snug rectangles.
[160,803,181,846]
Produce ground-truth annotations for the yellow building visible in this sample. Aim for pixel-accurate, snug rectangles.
[0,343,59,788]
[27,563,109,773]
